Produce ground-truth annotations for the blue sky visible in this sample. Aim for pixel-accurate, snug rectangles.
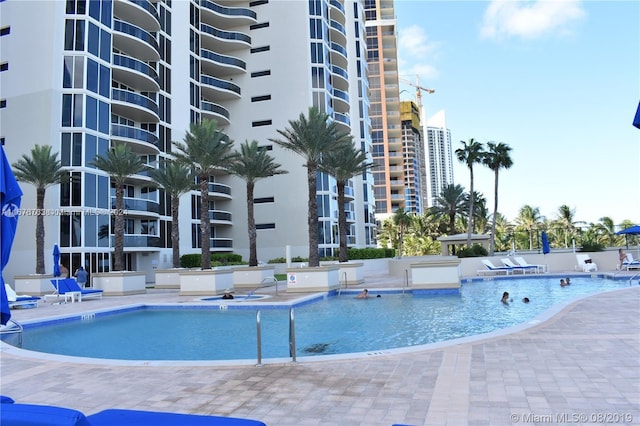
[394,0,639,228]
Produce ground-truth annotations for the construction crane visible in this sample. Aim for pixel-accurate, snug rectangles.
[399,76,435,118]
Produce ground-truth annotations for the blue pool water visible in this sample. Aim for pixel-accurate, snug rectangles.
[11,277,626,361]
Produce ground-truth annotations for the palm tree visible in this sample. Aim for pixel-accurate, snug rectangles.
[554,204,576,248]
[229,140,288,266]
[482,141,513,255]
[149,162,195,268]
[269,107,351,267]
[92,144,147,271]
[455,138,485,247]
[393,208,412,258]
[12,145,67,274]
[515,205,543,250]
[430,183,466,235]
[596,216,617,247]
[320,142,373,262]
[172,119,237,270]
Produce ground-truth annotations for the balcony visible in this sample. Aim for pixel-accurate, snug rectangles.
[208,182,232,198]
[200,75,241,101]
[113,20,160,61]
[330,42,348,67]
[200,48,246,77]
[112,54,159,92]
[200,23,251,53]
[329,19,346,44]
[200,0,257,27]
[112,196,160,214]
[333,88,349,111]
[113,0,161,32]
[209,210,232,224]
[111,235,162,248]
[210,238,233,249]
[111,88,159,122]
[329,0,346,21]
[331,65,348,91]
[201,100,230,126]
[111,124,159,154]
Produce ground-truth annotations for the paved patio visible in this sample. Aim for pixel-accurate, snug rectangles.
[1,273,639,425]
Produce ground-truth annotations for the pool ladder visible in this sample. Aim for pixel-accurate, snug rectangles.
[337,272,347,296]
[247,276,279,298]
[255,307,296,367]
[0,319,23,347]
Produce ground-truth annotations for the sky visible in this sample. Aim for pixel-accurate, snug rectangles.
[393,0,639,228]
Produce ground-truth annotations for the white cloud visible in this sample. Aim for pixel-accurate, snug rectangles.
[480,0,586,40]
[397,25,440,80]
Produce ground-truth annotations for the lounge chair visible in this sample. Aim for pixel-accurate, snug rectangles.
[500,258,537,274]
[0,402,267,426]
[576,254,598,272]
[622,253,640,271]
[513,256,546,273]
[4,284,40,308]
[59,278,103,302]
[478,259,512,275]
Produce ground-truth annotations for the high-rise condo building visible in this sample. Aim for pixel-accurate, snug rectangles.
[399,100,427,214]
[425,110,454,206]
[0,0,376,282]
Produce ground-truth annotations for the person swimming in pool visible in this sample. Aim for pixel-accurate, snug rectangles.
[522,297,530,303]
[356,289,368,299]
[501,291,512,304]
[221,289,234,299]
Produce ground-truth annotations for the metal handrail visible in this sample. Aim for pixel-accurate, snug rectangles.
[289,308,296,363]
[0,319,23,347]
[255,310,262,367]
[629,273,640,286]
[247,276,278,298]
[403,269,410,295]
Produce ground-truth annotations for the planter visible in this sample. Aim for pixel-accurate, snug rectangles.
[410,256,461,293]
[233,265,276,289]
[285,265,340,293]
[14,274,56,296]
[154,269,184,289]
[92,271,147,296]
[179,268,234,296]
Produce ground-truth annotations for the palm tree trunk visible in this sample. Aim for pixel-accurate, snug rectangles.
[490,170,499,255]
[307,163,319,267]
[171,195,180,268]
[200,175,211,270]
[247,182,257,267]
[35,187,45,274]
[467,169,474,247]
[114,184,125,271]
[337,181,348,262]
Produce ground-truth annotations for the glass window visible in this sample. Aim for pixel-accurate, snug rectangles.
[85,133,96,167]
[100,30,110,62]
[89,0,100,21]
[85,214,97,246]
[97,175,108,209]
[73,94,83,127]
[99,100,109,134]
[62,94,72,126]
[60,215,71,247]
[61,133,71,166]
[86,58,98,93]
[85,172,96,207]
[73,56,84,88]
[101,0,112,26]
[99,64,110,97]
[63,56,73,88]
[86,96,97,130]
[88,22,99,57]
[72,133,83,166]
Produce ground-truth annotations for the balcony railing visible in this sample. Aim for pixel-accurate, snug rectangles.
[110,235,162,248]
[129,0,160,24]
[111,124,159,147]
[113,19,159,53]
[111,197,159,213]
[200,0,256,20]
[112,88,159,115]
[208,182,231,196]
[113,54,159,84]
[200,48,246,70]
[200,75,241,96]
[209,210,232,222]
[200,23,251,44]
[210,238,233,248]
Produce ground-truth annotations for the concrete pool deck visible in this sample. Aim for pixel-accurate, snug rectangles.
[1,272,639,425]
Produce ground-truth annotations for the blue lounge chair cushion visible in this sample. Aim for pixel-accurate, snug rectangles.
[87,409,267,426]
[0,403,91,426]
[51,279,102,299]
[1,395,15,404]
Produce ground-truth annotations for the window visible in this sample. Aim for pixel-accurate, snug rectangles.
[250,46,270,53]
[250,22,269,30]
[256,223,275,230]
[251,70,270,78]
[249,0,268,6]
[0,99,6,108]
[254,197,274,204]
[63,56,85,89]
[251,95,271,102]
[64,19,85,51]
[0,26,10,37]
[0,63,8,72]
[252,120,272,127]
[61,94,84,127]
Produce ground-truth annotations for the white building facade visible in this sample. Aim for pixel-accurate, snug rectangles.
[425,109,454,207]
[0,0,376,282]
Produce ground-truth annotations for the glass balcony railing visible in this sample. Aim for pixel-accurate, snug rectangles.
[208,182,231,196]
[200,48,246,70]
[111,124,159,147]
[200,75,241,96]
[209,210,232,222]
[330,42,348,58]
[200,0,257,20]
[110,235,162,248]
[329,0,345,14]
[200,23,251,44]
[112,88,159,115]
[111,197,160,213]
[129,0,161,24]
[334,112,350,125]
[113,54,159,84]
[332,65,348,80]
[330,19,346,36]
[333,88,349,103]
[113,20,159,53]
[210,238,233,248]
[201,101,230,120]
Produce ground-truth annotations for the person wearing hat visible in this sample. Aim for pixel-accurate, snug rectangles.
[222,289,234,300]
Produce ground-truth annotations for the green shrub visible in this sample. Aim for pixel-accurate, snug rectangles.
[579,242,605,252]
[456,244,488,258]
[267,256,309,264]
[180,253,245,268]
[347,247,394,259]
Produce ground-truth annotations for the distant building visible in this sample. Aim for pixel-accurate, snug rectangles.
[425,110,454,207]
[399,100,427,214]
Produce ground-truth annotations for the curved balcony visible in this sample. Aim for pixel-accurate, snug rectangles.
[208,182,232,198]
[111,235,162,248]
[113,0,160,32]
[111,88,159,123]
[112,54,159,92]
[209,238,233,250]
[329,19,347,44]
[111,196,160,215]
[113,20,160,61]
[209,210,232,224]
[201,100,230,126]
[331,65,348,91]
[329,0,346,21]
[111,124,159,154]
[333,88,349,111]
[200,23,251,53]
[200,48,246,77]
[329,42,348,68]
[200,0,257,27]
[200,75,241,101]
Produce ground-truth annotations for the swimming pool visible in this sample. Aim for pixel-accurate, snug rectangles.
[4,277,627,363]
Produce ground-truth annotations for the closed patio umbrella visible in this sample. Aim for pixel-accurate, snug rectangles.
[1,145,23,325]
[541,231,550,255]
[53,244,61,294]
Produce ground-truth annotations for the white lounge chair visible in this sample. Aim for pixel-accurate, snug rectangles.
[478,259,512,275]
[576,254,598,272]
[513,256,546,273]
[501,258,537,274]
[622,253,640,271]
[4,284,40,308]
